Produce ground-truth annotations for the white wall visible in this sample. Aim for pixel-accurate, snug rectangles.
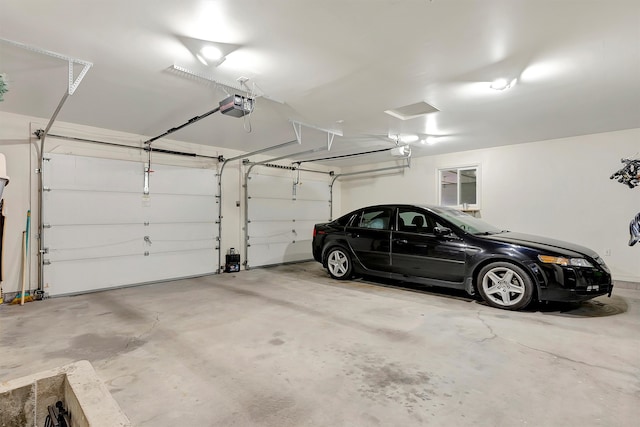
[339,128,640,282]
[0,115,36,298]
[0,111,336,295]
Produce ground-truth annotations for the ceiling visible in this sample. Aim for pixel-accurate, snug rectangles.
[1,0,639,167]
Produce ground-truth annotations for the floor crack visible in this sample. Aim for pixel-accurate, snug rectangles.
[126,312,160,349]
[508,339,634,376]
[476,311,497,343]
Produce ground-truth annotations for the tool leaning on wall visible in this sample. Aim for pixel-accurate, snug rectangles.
[0,153,9,304]
[610,157,640,246]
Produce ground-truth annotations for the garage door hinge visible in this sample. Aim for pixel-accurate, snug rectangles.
[43,187,51,192]
[43,259,51,265]
[40,248,49,254]
[35,168,41,174]
[43,223,51,229]
[144,251,149,256]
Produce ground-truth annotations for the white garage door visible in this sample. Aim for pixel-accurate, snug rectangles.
[42,153,218,296]
[246,170,330,268]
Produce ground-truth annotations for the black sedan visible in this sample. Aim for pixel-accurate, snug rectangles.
[312,204,612,310]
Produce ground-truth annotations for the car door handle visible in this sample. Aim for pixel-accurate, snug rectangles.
[394,239,408,244]
[350,233,360,238]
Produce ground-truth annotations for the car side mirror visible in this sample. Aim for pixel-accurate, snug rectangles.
[434,226,452,237]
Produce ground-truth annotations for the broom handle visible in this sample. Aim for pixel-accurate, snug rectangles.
[21,231,26,305]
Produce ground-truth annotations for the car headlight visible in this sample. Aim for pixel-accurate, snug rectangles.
[538,255,594,268]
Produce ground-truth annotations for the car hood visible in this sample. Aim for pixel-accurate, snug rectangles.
[481,232,599,259]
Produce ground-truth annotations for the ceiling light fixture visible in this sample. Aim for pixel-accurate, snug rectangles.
[421,136,438,145]
[178,36,240,67]
[490,78,517,91]
[198,45,223,63]
[398,134,419,143]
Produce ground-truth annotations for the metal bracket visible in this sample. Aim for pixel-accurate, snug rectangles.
[0,38,93,96]
[143,163,150,195]
[40,248,49,254]
[68,61,92,95]
[144,236,152,245]
[327,133,335,151]
[43,223,52,229]
[43,259,51,266]
[290,120,342,150]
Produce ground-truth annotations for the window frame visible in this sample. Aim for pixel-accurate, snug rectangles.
[349,207,393,230]
[437,164,481,211]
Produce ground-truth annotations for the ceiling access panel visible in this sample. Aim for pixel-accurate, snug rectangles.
[246,171,331,268]
[42,153,218,296]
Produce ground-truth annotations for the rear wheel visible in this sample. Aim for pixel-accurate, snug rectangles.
[477,262,534,310]
[326,247,353,280]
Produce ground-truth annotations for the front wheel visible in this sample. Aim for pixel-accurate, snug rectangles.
[477,262,534,310]
[326,247,353,280]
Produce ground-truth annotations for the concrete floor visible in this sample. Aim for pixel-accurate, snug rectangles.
[1,262,639,427]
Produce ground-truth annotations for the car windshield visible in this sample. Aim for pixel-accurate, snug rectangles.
[432,207,503,235]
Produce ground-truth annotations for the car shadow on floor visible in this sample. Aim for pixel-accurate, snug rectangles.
[268,263,628,318]
[532,296,628,318]
[352,275,628,318]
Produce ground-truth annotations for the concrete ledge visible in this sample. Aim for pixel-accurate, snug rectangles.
[0,360,130,427]
[614,280,640,291]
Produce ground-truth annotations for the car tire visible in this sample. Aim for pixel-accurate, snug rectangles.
[326,247,353,280]
[477,262,534,311]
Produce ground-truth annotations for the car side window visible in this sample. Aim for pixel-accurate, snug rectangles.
[353,208,392,230]
[397,208,440,234]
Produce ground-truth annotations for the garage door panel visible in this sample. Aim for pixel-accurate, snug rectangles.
[248,241,312,267]
[248,198,295,221]
[46,154,142,192]
[145,194,217,223]
[149,166,216,195]
[148,223,217,254]
[249,221,298,243]
[291,200,330,220]
[296,179,330,199]
[43,153,218,296]
[249,199,329,222]
[44,250,216,296]
[247,171,330,268]
[45,256,148,295]
[44,191,147,225]
[249,174,295,198]
[46,224,144,262]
